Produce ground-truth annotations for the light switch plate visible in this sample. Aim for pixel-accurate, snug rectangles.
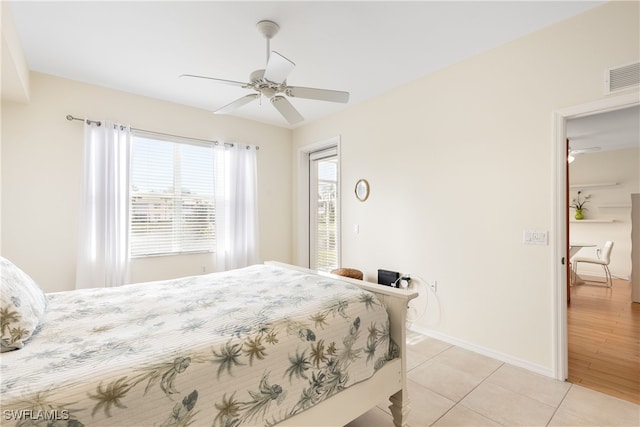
[523,230,547,245]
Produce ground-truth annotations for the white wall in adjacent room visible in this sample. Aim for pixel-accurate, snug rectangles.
[569,147,640,279]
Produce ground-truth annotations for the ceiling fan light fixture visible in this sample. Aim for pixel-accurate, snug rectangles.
[261,87,277,98]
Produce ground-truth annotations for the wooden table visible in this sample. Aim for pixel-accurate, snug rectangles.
[569,242,596,258]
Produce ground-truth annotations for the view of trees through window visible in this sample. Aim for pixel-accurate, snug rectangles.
[130,135,215,257]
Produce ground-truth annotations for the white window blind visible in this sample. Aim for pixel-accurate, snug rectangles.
[309,147,339,272]
[130,133,215,257]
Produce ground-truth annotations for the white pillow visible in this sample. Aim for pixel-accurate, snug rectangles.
[1,257,48,352]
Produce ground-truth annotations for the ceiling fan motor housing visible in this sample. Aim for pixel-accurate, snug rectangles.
[249,69,286,99]
[249,69,266,83]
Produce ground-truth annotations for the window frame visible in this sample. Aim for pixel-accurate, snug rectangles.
[129,130,217,258]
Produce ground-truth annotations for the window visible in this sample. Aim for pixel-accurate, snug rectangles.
[130,133,215,257]
[309,147,339,271]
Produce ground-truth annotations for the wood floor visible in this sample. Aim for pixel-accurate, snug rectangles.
[568,276,640,404]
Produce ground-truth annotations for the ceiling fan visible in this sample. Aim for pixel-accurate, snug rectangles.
[181,20,350,125]
[568,142,601,163]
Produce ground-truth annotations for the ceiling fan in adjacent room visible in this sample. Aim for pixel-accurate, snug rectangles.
[181,20,350,125]
[567,144,601,163]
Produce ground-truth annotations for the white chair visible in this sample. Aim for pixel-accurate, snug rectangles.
[572,241,614,287]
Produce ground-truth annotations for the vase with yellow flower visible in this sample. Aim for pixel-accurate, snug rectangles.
[570,191,590,220]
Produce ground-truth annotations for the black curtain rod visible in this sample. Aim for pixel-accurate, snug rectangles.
[65,115,259,150]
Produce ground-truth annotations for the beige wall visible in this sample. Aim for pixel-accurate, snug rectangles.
[1,72,293,292]
[569,147,640,279]
[292,2,639,373]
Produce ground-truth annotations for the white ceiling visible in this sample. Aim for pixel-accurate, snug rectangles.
[9,1,607,129]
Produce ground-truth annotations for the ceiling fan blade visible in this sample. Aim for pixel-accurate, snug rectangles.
[180,74,248,88]
[271,96,303,125]
[215,94,259,114]
[286,86,350,103]
[571,146,602,155]
[263,51,295,84]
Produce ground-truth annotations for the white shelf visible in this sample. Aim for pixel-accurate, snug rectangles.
[597,204,631,208]
[569,182,618,189]
[570,219,616,223]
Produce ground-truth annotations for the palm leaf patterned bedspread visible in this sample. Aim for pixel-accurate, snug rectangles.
[0,264,396,426]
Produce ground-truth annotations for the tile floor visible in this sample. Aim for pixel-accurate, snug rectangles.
[347,331,640,426]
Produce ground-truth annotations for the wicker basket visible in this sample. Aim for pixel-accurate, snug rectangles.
[330,268,363,280]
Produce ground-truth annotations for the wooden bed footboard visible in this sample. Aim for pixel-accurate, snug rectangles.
[266,262,418,427]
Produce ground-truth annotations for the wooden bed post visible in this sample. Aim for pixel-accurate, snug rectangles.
[382,293,414,427]
[390,389,410,427]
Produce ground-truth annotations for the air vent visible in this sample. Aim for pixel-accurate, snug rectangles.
[605,61,640,94]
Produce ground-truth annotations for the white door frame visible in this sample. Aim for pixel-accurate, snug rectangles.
[552,92,639,380]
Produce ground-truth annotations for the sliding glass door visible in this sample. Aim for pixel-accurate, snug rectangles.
[309,147,339,271]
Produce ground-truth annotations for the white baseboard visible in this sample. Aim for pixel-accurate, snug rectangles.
[407,324,554,378]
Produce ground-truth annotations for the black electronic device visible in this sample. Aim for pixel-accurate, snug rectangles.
[378,269,400,287]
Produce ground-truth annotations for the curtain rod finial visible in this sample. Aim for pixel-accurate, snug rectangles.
[66,115,74,121]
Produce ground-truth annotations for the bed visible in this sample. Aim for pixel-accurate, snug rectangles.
[0,259,416,427]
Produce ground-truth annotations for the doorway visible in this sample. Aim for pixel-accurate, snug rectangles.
[552,92,639,383]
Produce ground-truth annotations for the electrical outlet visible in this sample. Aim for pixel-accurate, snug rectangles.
[428,280,437,293]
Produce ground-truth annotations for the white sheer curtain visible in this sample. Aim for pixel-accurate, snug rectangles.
[76,120,131,289]
[214,143,260,271]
